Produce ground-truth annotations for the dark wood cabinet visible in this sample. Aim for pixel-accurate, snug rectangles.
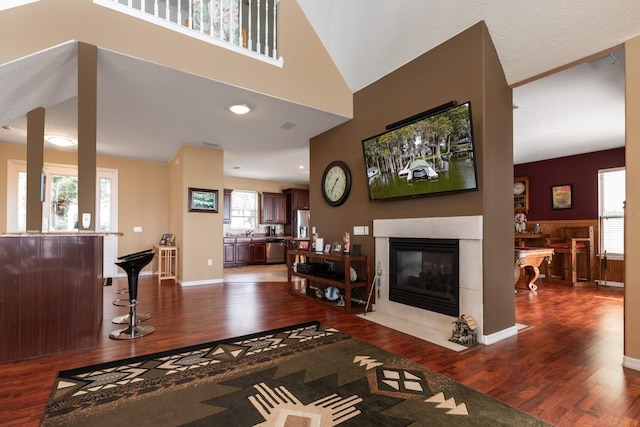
[252,239,266,264]
[224,237,266,266]
[262,192,287,224]
[223,238,236,267]
[285,188,309,211]
[284,188,310,236]
[223,189,232,224]
[235,238,252,264]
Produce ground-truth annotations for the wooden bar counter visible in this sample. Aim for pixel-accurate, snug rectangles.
[0,232,118,363]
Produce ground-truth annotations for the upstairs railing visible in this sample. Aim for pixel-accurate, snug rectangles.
[98,0,280,63]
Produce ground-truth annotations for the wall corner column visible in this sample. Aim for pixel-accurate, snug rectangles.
[26,107,45,231]
[77,42,97,230]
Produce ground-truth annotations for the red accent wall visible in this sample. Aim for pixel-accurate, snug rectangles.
[514,148,625,221]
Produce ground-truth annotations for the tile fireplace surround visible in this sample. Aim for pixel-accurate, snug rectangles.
[363,216,492,351]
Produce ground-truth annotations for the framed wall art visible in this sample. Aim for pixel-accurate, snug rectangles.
[188,188,218,213]
[551,184,573,210]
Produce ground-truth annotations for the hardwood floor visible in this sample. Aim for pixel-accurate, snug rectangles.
[2,266,640,426]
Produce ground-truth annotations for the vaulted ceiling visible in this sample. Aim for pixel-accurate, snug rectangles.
[0,1,637,182]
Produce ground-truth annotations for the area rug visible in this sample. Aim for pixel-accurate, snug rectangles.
[41,321,552,426]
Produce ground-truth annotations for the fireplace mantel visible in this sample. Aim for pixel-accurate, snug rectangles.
[366,216,484,349]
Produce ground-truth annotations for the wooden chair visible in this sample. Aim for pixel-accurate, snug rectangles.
[545,226,595,285]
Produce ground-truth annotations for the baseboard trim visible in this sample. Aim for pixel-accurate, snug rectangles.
[482,324,518,345]
[623,355,640,371]
[181,278,223,287]
[596,280,624,288]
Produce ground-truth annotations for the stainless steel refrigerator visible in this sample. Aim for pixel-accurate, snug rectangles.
[294,210,310,238]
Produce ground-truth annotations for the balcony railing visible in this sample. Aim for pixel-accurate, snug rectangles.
[97,0,281,64]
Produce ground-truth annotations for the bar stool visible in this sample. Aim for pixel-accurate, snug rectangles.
[109,249,155,340]
[112,250,153,324]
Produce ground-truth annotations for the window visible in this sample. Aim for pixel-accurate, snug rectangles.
[598,167,625,259]
[7,160,118,232]
[230,190,258,233]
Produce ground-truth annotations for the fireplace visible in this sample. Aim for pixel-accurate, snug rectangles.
[368,216,484,349]
[389,238,459,317]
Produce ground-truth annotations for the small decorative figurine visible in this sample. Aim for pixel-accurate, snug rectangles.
[343,232,351,253]
[449,314,478,347]
[514,212,527,234]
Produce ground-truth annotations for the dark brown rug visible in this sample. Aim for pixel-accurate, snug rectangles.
[41,321,553,426]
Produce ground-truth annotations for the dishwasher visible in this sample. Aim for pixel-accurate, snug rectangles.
[266,238,286,264]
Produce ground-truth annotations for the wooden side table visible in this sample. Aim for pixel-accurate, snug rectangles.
[153,244,178,284]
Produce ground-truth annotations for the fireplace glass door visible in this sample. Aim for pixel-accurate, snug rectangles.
[389,238,459,316]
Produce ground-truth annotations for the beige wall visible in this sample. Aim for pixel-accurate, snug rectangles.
[0,142,169,267]
[625,35,640,359]
[172,145,224,284]
[0,0,352,119]
[309,22,515,335]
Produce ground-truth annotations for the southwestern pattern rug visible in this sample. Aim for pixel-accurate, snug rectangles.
[41,321,552,426]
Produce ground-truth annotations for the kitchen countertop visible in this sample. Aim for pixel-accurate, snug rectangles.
[0,231,123,237]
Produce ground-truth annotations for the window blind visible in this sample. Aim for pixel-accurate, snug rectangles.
[598,167,625,257]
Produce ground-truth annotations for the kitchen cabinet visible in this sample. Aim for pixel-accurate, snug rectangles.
[262,192,287,224]
[225,237,266,266]
[223,238,236,267]
[286,250,371,314]
[284,188,309,211]
[223,189,232,224]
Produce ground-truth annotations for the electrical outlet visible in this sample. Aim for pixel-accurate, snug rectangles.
[133,226,142,232]
[207,259,213,266]
[353,226,369,236]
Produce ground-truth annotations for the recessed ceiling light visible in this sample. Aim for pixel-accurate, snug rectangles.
[45,135,76,147]
[229,104,251,115]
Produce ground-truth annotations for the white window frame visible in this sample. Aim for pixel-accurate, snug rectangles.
[7,160,118,233]
[598,166,625,261]
[229,190,259,234]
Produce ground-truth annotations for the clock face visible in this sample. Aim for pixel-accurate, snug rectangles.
[514,181,526,195]
[322,161,352,206]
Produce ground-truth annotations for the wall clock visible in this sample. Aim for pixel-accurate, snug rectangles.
[321,161,352,206]
[514,176,529,213]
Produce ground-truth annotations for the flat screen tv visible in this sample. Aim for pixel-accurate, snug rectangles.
[362,101,478,201]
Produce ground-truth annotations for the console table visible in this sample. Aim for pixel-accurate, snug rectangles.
[287,250,371,314]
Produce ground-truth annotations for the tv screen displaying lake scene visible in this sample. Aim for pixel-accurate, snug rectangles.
[362,101,478,201]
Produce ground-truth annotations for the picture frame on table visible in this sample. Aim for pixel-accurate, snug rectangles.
[551,184,573,210]
[188,187,218,213]
[324,243,332,253]
[298,240,310,251]
[332,242,343,254]
[159,233,174,246]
